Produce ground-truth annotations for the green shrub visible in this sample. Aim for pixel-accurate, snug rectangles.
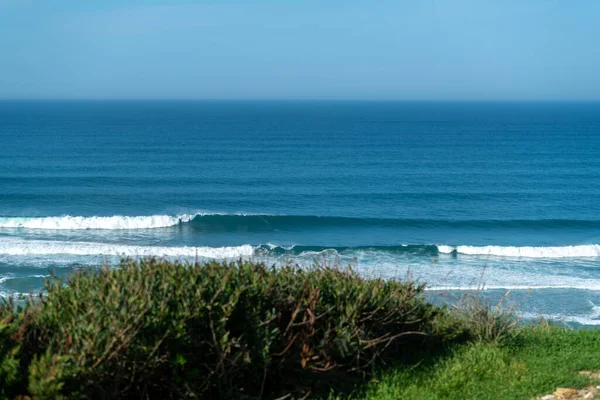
[0,325,20,400]
[1,259,468,399]
[0,298,28,400]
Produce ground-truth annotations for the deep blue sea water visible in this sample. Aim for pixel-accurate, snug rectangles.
[1,101,600,324]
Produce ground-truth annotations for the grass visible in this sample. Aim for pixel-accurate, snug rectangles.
[330,325,600,400]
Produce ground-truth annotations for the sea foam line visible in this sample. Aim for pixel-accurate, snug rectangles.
[0,274,49,284]
[519,311,600,326]
[425,284,600,291]
[437,244,600,258]
[261,244,600,259]
[0,214,200,230]
[0,239,254,258]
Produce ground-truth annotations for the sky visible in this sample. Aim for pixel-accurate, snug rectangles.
[1,0,599,100]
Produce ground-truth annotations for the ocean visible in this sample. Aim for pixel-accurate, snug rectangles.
[1,100,600,325]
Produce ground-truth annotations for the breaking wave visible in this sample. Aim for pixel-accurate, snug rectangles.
[437,244,600,258]
[0,214,200,230]
[0,239,598,259]
[261,244,600,258]
[2,214,600,231]
[0,238,253,258]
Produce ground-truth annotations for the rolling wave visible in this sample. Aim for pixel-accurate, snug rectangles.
[0,214,198,230]
[2,213,600,231]
[437,244,600,258]
[188,215,600,232]
[0,240,598,259]
[261,244,600,258]
[256,244,440,256]
[0,238,253,258]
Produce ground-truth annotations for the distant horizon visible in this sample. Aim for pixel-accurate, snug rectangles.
[2,98,600,103]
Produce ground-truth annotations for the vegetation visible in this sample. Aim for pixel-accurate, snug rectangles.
[0,259,468,399]
[2,259,599,399]
[331,325,600,400]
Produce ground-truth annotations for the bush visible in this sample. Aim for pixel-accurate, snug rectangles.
[0,259,468,399]
[0,301,22,400]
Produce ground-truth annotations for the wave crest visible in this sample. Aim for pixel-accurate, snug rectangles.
[438,244,600,258]
[0,239,253,258]
[0,214,198,230]
[260,244,600,258]
[4,214,600,231]
[0,238,599,259]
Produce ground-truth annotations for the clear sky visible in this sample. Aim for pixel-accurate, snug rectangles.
[1,0,599,100]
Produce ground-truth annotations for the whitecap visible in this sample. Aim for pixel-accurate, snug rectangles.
[0,238,254,258]
[437,244,600,258]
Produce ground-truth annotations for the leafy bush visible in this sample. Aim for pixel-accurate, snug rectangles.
[0,301,22,400]
[0,259,468,399]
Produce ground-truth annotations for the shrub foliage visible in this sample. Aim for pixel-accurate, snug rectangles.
[0,259,467,399]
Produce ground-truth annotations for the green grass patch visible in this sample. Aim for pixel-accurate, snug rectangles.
[333,325,600,400]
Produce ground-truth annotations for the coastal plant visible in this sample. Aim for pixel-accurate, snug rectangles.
[0,327,20,400]
[0,298,26,400]
[440,264,521,344]
[453,289,520,343]
[0,259,469,399]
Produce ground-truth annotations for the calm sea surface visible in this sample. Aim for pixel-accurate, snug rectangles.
[1,101,600,324]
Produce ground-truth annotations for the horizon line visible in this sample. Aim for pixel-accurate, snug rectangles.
[1,98,600,102]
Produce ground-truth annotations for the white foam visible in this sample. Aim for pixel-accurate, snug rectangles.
[437,244,600,258]
[297,249,340,258]
[0,291,28,299]
[0,274,49,284]
[0,238,254,258]
[589,301,600,319]
[426,284,600,291]
[519,311,600,326]
[437,245,456,254]
[265,243,296,251]
[0,214,199,230]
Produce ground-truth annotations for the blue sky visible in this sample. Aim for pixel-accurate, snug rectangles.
[1,0,599,100]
